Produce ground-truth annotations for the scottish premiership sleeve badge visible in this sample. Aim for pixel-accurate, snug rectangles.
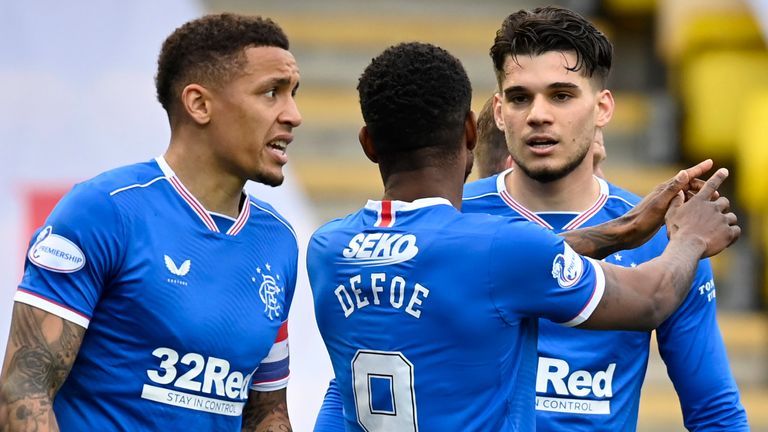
[28,226,86,273]
[551,243,584,288]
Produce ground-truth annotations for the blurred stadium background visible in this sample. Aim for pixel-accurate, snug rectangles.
[1,0,767,430]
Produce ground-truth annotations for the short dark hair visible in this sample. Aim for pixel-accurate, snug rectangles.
[155,13,289,115]
[358,42,472,162]
[490,6,612,88]
[475,95,509,178]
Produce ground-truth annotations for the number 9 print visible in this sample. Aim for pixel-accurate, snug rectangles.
[352,350,418,431]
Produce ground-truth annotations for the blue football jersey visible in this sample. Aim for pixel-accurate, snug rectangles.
[16,157,297,431]
[308,197,606,431]
[462,170,748,431]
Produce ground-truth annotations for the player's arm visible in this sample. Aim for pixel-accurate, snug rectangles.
[562,159,715,259]
[243,316,292,432]
[656,262,749,430]
[578,168,739,330]
[0,183,120,432]
[0,303,85,432]
[241,388,291,432]
[314,379,346,432]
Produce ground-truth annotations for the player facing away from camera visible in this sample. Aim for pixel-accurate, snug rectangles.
[308,41,739,431]
[462,6,748,431]
[0,14,301,431]
[312,94,610,432]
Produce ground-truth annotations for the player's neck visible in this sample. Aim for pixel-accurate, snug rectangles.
[381,166,465,209]
[163,144,245,218]
[503,163,600,212]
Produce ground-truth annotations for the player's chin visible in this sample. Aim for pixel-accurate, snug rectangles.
[521,163,570,183]
[253,169,285,187]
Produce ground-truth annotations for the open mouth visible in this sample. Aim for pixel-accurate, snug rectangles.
[527,138,558,148]
[268,140,288,155]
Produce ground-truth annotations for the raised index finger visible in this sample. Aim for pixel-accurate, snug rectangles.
[683,159,713,181]
[696,168,729,200]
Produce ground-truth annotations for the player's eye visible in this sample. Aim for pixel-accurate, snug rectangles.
[552,93,572,102]
[509,94,529,105]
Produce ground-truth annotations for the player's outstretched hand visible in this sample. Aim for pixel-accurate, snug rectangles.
[665,168,740,257]
[616,159,713,250]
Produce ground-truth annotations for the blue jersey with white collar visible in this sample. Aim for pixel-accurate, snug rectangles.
[16,157,297,431]
[309,197,605,431]
[462,170,748,432]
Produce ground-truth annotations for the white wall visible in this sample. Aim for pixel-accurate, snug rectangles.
[0,1,331,429]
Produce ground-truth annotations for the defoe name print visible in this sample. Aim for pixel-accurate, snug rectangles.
[334,273,430,319]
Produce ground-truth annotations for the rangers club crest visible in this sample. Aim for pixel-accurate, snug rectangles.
[253,263,283,320]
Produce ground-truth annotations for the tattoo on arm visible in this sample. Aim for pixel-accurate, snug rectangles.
[561,221,626,260]
[241,388,292,432]
[0,302,85,431]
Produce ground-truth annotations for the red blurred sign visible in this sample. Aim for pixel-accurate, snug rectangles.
[20,185,71,256]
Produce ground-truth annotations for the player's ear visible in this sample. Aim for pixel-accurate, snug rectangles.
[493,92,505,130]
[181,84,212,125]
[595,89,614,128]
[359,126,378,163]
[465,111,477,152]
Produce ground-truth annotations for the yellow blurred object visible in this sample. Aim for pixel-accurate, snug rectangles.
[657,0,763,66]
[263,13,499,51]
[736,87,768,302]
[605,0,657,15]
[680,49,768,162]
[760,213,768,304]
[736,89,768,213]
[658,0,768,304]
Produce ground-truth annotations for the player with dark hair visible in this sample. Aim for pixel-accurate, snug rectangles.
[0,13,300,431]
[463,6,748,431]
[309,41,738,431]
[474,94,607,179]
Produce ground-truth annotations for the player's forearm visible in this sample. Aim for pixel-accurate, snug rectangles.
[562,165,710,258]
[585,235,705,331]
[241,389,292,432]
[0,392,59,432]
[0,303,83,432]
[1,344,61,432]
[602,236,703,330]
[642,238,704,325]
[241,416,291,432]
[561,214,640,260]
